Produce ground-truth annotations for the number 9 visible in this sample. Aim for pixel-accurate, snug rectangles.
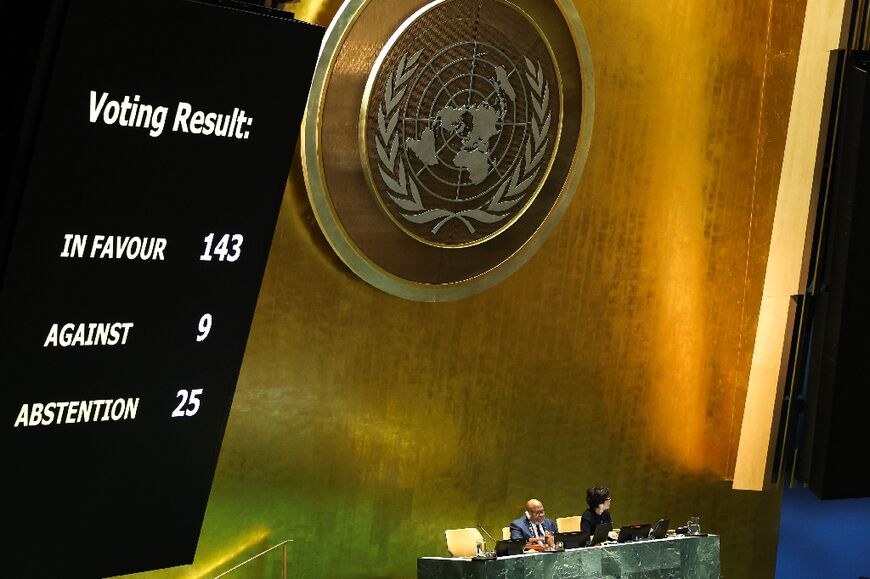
[196,313,212,342]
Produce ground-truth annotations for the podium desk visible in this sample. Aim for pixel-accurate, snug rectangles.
[418,534,720,578]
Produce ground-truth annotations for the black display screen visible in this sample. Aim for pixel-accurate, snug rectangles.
[0,1,322,576]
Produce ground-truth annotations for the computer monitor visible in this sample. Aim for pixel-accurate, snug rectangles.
[590,522,612,545]
[651,518,670,539]
[553,530,590,549]
[495,538,525,556]
[617,523,652,542]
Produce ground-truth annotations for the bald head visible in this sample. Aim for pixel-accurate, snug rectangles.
[525,499,545,523]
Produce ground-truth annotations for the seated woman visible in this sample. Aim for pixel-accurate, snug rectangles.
[581,486,617,540]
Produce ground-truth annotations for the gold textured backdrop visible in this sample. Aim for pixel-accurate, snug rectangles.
[124,0,806,577]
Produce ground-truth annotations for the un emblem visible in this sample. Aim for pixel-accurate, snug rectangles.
[304,0,593,299]
[362,12,559,247]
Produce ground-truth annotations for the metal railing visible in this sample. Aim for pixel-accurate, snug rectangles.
[213,539,294,579]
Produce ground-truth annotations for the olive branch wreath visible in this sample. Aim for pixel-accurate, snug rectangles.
[375,51,551,236]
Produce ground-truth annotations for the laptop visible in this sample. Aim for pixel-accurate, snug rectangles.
[651,518,670,539]
[617,523,652,542]
[590,522,612,545]
[553,530,590,549]
[495,538,525,556]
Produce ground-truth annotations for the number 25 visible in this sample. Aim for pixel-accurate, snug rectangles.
[172,388,203,417]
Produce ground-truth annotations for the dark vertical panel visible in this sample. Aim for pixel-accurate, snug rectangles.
[1,1,321,576]
[806,51,870,500]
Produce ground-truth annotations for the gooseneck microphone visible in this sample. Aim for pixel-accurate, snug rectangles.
[477,523,498,543]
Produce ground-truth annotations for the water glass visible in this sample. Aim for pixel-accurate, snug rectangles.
[687,516,701,535]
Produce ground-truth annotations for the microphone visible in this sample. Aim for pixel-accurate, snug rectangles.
[477,523,498,543]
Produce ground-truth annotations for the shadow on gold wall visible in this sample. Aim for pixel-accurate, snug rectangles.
[121,0,805,577]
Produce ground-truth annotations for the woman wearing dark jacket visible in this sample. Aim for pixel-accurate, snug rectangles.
[581,486,616,538]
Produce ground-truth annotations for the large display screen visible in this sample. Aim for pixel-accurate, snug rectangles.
[0,1,322,576]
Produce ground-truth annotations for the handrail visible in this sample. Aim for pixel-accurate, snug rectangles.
[213,539,294,579]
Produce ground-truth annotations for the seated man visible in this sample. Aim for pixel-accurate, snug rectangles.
[509,499,557,548]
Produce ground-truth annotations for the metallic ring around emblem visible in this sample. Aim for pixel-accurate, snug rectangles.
[302,0,594,301]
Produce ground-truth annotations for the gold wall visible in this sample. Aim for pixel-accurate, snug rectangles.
[125,0,806,577]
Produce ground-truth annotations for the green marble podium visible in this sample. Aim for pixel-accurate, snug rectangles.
[417,535,720,579]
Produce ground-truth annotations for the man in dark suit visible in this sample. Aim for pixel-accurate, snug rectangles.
[509,498,558,546]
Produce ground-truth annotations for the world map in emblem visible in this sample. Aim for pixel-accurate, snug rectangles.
[362,0,562,247]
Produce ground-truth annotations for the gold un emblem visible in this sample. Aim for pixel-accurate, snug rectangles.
[303,0,594,300]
